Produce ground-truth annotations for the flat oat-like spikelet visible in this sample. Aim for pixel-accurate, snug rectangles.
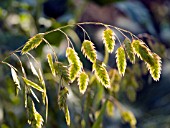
[146,53,162,81]
[66,47,82,66]
[131,40,154,66]
[78,71,89,94]
[92,60,110,88]
[81,40,97,62]
[116,46,127,76]
[22,33,44,54]
[124,38,135,64]
[66,47,83,82]
[103,28,116,53]
[69,64,81,82]
[54,62,70,84]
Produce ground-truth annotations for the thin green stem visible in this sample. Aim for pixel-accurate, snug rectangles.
[112,27,129,39]
[13,53,26,76]
[0,21,139,65]
[77,24,91,41]
[114,33,123,46]
[57,29,75,49]
[0,44,24,64]
[26,52,40,67]
[107,95,124,113]
[103,46,109,65]
[43,38,58,61]
[2,61,18,71]
[44,24,74,35]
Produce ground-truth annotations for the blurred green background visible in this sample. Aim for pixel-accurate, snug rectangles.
[0,0,170,128]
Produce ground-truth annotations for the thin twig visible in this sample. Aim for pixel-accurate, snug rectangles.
[43,38,58,61]
[0,44,24,63]
[77,24,91,41]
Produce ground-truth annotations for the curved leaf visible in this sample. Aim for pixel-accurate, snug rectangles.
[78,71,89,94]
[103,28,116,53]
[81,40,97,62]
[92,100,107,128]
[93,60,110,88]
[124,38,135,63]
[22,33,44,54]
[116,46,127,76]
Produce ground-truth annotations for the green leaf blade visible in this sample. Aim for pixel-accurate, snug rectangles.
[92,100,107,128]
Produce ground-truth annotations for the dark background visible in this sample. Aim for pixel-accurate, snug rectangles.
[0,0,170,128]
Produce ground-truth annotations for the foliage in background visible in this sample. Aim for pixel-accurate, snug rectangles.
[0,21,162,128]
[0,0,168,128]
